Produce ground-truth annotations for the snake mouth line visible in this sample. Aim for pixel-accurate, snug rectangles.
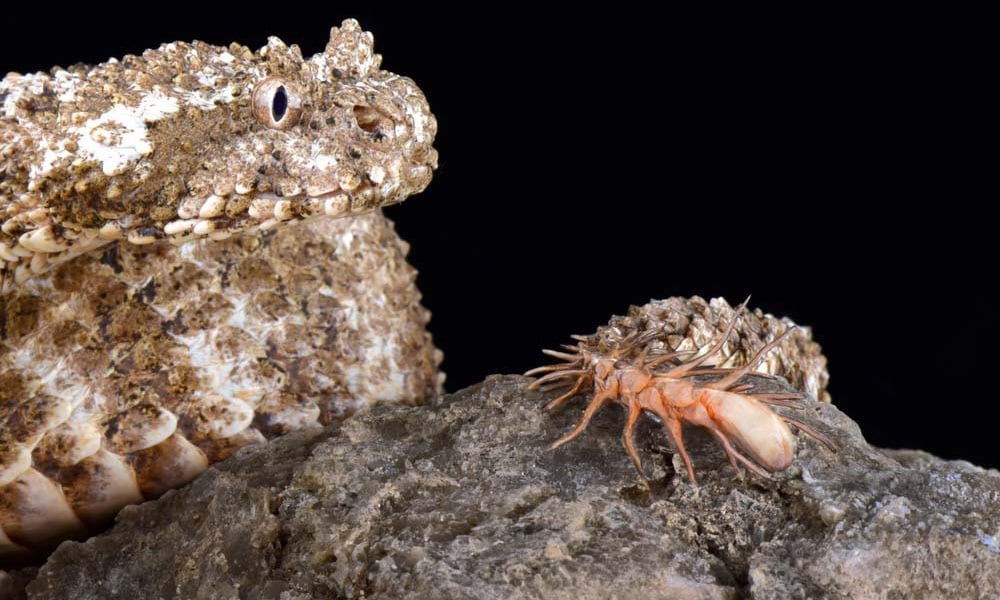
[158,177,401,244]
[2,153,433,290]
[0,186,381,290]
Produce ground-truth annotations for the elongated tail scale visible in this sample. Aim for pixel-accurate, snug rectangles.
[526,297,836,484]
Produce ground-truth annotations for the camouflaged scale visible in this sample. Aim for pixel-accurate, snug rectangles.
[0,20,440,561]
[576,296,830,403]
[528,296,835,486]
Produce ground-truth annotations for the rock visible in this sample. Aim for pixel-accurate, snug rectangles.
[7,375,999,599]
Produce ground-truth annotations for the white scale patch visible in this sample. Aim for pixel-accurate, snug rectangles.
[2,73,47,118]
[74,91,179,176]
[313,153,339,171]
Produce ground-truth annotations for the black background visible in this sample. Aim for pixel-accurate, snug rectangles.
[2,6,994,468]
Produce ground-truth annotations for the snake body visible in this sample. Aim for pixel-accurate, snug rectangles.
[0,20,440,560]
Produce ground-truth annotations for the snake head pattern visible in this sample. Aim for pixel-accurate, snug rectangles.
[0,19,438,291]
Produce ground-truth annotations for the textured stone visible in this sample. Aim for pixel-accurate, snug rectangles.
[7,375,999,599]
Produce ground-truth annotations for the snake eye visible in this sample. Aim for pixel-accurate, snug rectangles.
[252,77,303,130]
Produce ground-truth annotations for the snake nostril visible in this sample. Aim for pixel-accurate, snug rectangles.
[353,105,380,132]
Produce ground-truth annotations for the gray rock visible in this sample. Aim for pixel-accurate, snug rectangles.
[7,375,1000,599]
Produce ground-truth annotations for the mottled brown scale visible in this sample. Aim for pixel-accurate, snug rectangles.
[0,20,440,563]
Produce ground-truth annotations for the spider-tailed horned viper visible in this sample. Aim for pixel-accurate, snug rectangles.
[0,20,832,564]
[0,19,442,560]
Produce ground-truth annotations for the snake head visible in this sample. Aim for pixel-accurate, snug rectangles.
[228,19,439,216]
[0,20,438,290]
[182,18,438,221]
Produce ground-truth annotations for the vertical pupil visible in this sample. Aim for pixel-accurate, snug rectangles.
[272,86,288,122]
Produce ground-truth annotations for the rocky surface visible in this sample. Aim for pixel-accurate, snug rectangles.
[4,375,999,599]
